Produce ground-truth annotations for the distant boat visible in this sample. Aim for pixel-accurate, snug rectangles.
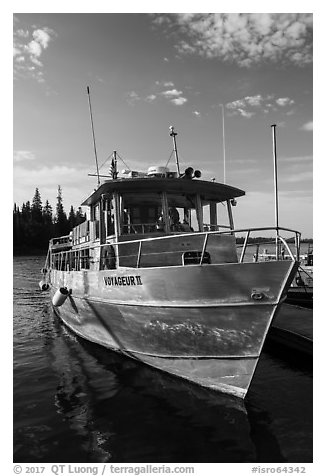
[40,127,300,399]
[287,246,313,308]
[256,246,313,308]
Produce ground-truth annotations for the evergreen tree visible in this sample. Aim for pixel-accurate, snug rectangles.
[43,199,53,218]
[54,185,69,236]
[42,200,53,227]
[42,200,54,246]
[19,201,32,248]
[13,203,21,248]
[68,205,76,230]
[13,187,88,253]
[21,201,31,221]
[31,187,43,223]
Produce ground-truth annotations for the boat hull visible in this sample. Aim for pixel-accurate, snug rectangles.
[50,260,297,398]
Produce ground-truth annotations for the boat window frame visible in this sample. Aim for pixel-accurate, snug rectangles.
[114,189,208,235]
[118,190,165,234]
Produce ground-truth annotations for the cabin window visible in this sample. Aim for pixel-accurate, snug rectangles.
[202,200,232,232]
[102,196,115,237]
[120,192,162,234]
[92,204,100,221]
[118,191,202,234]
[166,193,200,232]
[90,204,100,240]
[80,248,90,269]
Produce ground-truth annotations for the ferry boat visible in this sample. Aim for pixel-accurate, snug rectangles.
[41,127,300,398]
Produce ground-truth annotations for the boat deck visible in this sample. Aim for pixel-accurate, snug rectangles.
[269,303,313,356]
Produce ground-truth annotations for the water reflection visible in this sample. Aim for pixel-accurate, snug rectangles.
[49,312,256,462]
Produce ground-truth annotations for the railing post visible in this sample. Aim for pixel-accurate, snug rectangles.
[254,243,260,262]
[199,233,208,265]
[296,232,301,261]
[239,231,250,263]
[136,241,142,268]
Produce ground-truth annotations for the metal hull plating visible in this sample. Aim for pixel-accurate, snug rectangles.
[50,260,297,398]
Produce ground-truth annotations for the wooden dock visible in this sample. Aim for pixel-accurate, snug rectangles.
[268,303,313,356]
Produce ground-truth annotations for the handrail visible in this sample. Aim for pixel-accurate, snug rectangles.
[50,234,71,246]
[203,223,231,231]
[49,225,301,271]
[278,235,295,261]
[50,226,300,248]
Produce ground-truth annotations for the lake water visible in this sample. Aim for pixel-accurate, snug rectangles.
[13,256,312,463]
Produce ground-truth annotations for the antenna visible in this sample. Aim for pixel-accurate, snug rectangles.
[169,126,181,176]
[219,104,226,184]
[86,86,100,187]
[271,124,279,259]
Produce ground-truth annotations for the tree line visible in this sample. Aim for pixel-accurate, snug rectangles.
[13,186,86,254]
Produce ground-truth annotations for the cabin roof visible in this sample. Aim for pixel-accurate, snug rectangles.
[81,178,245,206]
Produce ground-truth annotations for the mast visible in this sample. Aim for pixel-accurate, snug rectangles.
[86,86,100,188]
[271,124,280,259]
[220,104,226,184]
[169,126,181,176]
[112,150,118,179]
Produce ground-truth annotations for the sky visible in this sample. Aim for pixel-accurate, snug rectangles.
[13,10,313,237]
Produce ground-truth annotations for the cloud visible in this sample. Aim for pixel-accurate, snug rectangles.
[13,150,36,162]
[276,97,295,106]
[16,29,29,38]
[161,89,183,98]
[226,94,295,118]
[279,155,312,163]
[301,121,313,131]
[13,164,93,210]
[27,40,43,58]
[13,21,56,83]
[237,108,255,118]
[155,80,174,87]
[160,87,188,106]
[285,171,313,183]
[126,91,141,105]
[171,97,188,106]
[151,13,312,68]
[33,29,52,49]
[145,94,157,102]
[14,164,89,186]
[126,81,188,107]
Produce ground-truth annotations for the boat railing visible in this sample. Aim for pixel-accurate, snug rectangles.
[49,226,301,271]
[237,228,301,263]
[122,223,157,234]
[203,224,231,231]
[50,234,72,249]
